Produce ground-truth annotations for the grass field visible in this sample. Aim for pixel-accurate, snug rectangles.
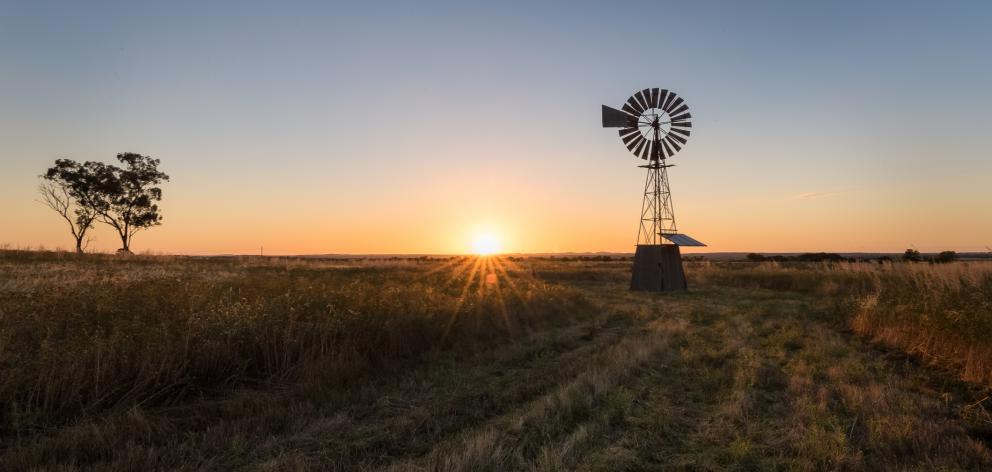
[2,251,992,470]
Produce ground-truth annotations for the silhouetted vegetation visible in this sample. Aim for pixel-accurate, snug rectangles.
[745,252,846,262]
[903,248,922,262]
[937,250,958,263]
[36,179,98,253]
[899,248,960,263]
[43,153,168,253]
[745,251,965,264]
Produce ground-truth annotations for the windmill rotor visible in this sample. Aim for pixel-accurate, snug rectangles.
[602,88,692,161]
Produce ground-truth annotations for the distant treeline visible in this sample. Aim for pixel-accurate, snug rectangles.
[747,252,850,263]
[514,251,977,264]
[747,249,964,264]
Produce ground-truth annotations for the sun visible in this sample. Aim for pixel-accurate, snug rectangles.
[471,233,501,256]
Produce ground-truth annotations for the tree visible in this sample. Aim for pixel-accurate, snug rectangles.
[903,248,922,262]
[44,153,169,254]
[96,153,170,253]
[936,251,958,263]
[36,173,98,253]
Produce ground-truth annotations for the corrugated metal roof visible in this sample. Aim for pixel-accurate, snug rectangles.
[661,233,706,247]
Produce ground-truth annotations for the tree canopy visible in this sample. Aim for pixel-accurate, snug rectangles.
[43,153,169,253]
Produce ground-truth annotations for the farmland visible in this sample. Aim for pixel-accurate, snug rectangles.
[2,251,992,470]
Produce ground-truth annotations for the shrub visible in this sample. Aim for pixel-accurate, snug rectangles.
[903,248,922,262]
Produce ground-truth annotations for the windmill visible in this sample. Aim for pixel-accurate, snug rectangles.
[602,88,704,291]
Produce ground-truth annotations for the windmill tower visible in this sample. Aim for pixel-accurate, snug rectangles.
[602,88,705,291]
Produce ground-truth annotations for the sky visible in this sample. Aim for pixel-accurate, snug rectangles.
[1,1,991,255]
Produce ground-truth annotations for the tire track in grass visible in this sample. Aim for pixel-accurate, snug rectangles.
[244,304,666,470]
[569,294,759,470]
[291,287,699,470]
[381,314,689,471]
[4,303,637,471]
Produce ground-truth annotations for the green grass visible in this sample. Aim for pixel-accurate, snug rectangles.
[691,261,992,384]
[1,251,992,470]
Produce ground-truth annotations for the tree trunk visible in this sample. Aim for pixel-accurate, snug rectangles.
[117,232,131,255]
[75,237,84,254]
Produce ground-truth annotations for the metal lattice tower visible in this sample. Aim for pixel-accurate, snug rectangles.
[636,155,677,245]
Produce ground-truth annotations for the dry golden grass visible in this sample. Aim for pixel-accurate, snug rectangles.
[0,251,586,436]
[691,260,992,385]
[2,250,992,470]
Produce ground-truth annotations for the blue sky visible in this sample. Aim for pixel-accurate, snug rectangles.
[2,1,990,254]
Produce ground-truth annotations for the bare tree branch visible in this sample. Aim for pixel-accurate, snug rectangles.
[37,178,97,254]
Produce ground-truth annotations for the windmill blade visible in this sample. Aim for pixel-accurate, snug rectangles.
[669,126,690,138]
[624,96,645,114]
[665,96,684,113]
[671,121,692,128]
[669,104,689,117]
[632,94,646,112]
[640,88,653,99]
[641,140,654,160]
[602,105,633,128]
[662,92,677,111]
[634,90,650,110]
[657,90,669,110]
[670,112,691,122]
[643,89,655,107]
[621,130,641,145]
[648,88,660,108]
[619,127,640,138]
[661,139,674,157]
[665,135,682,152]
[667,132,687,145]
[632,137,647,156]
[625,134,645,153]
